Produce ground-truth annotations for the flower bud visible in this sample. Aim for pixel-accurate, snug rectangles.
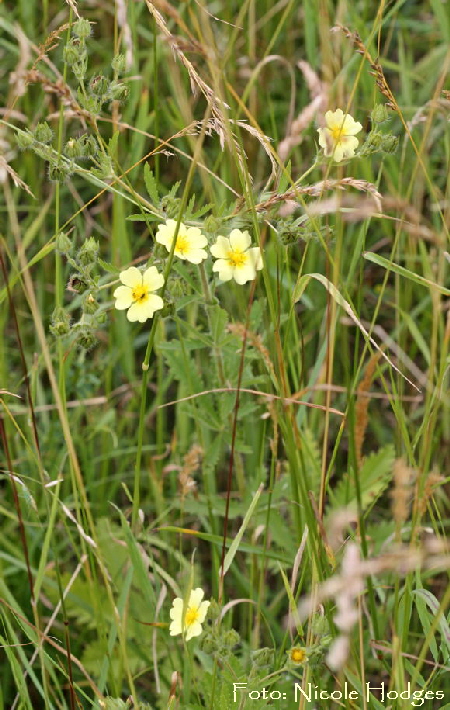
[89,75,110,97]
[83,293,98,315]
[78,237,99,266]
[64,138,84,159]
[160,302,175,318]
[223,629,239,648]
[55,231,72,254]
[204,215,221,233]
[371,103,390,123]
[251,647,274,668]
[381,134,399,154]
[108,81,129,102]
[206,599,221,621]
[72,18,92,39]
[15,130,34,150]
[76,327,97,350]
[48,162,71,182]
[50,307,71,336]
[310,614,330,637]
[33,122,53,144]
[111,54,126,74]
[63,38,85,66]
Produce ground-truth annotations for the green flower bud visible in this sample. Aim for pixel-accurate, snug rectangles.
[63,38,85,66]
[310,614,330,637]
[207,599,221,622]
[89,75,110,97]
[33,122,53,144]
[72,18,92,39]
[78,237,100,266]
[111,54,126,74]
[76,327,97,350]
[78,134,98,159]
[381,134,399,154]
[167,275,189,298]
[48,162,71,183]
[204,215,221,233]
[199,634,216,654]
[55,231,72,254]
[108,81,129,102]
[50,307,71,336]
[15,130,34,150]
[223,629,240,648]
[371,103,390,124]
[64,138,84,159]
[160,302,175,318]
[83,293,98,315]
[251,647,274,668]
[358,130,383,156]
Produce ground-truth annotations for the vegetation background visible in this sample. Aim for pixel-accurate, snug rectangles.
[0,0,450,707]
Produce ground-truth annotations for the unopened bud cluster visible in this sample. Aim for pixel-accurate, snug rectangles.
[359,105,398,156]
[51,233,105,351]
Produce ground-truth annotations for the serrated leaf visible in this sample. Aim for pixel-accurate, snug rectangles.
[98,258,120,274]
[328,444,395,514]
[107,131,120,158]
[143,162,159,204]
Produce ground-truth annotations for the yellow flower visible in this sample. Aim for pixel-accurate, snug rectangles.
[318,109,362,162]
[114,266,164,322]
[210,229,263,284]
[169,588,210,641]
[288,646,308,665]
[156,219,208,263]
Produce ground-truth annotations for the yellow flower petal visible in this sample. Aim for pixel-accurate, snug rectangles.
[119,266,143,287]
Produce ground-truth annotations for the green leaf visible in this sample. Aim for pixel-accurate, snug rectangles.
[143,162,160,204]
[363,252,450,297]
[98,258,120,274]
[223,483,264,575]
[107,130,120,158]
[126,213,160,222]
[329,445,395,514]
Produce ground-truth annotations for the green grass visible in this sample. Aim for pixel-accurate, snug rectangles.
[1,0,450,708]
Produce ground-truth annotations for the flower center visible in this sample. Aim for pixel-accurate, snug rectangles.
[132,284,149,303]
[176,235,189,255]
[227,249,246,268]
[290,647,307,664]
[331,125,344,143]
[185,607,199,627]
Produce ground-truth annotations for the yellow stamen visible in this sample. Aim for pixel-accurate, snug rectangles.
[185,607,199,627]
[132,284,149,303]
[331,125,344,142]
[176,235,189,255]
[227,249,246,268]
[290,647,307,664]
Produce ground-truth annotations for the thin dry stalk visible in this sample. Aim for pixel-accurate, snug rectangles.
[227,323,277,384]
[391,457,415,527]
[332,25,398,112]
[355,353,382,467]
